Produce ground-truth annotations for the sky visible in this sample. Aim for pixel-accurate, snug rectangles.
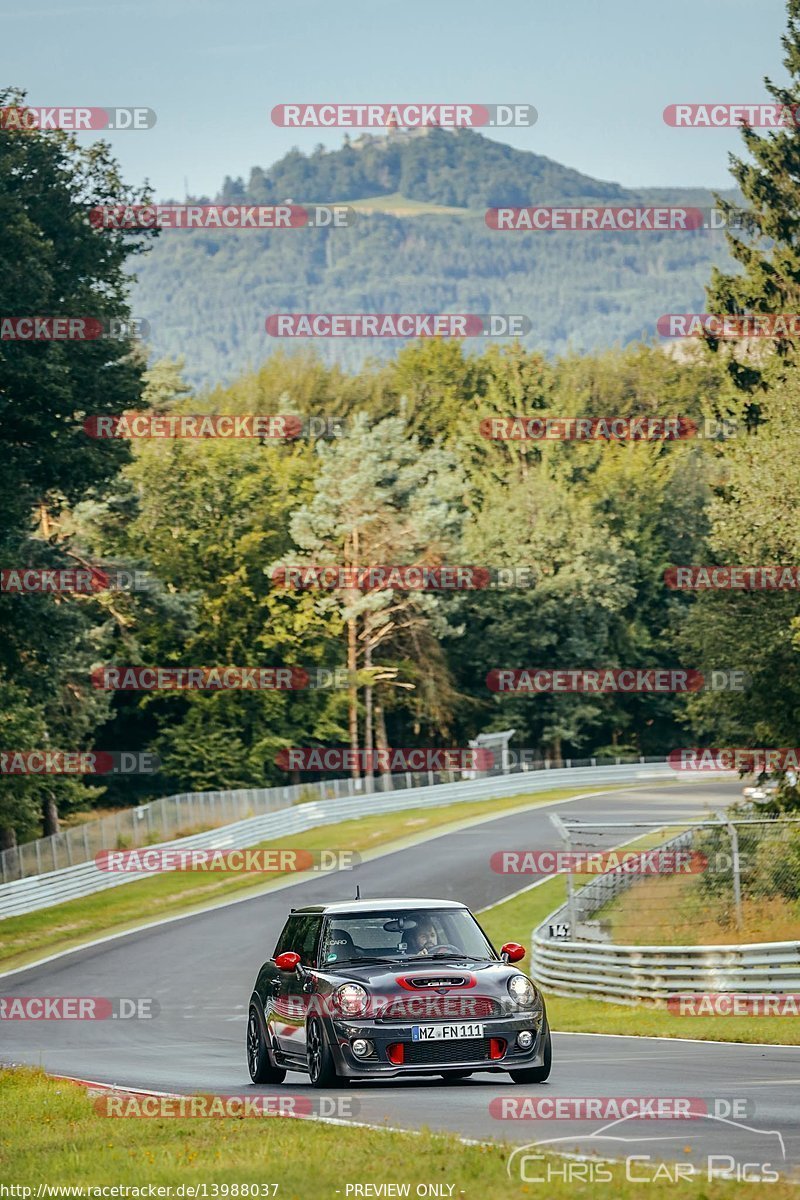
[3,0,791,199]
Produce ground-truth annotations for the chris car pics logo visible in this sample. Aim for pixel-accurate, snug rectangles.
[506,1110,785,1184]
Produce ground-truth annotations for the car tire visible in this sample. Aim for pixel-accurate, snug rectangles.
[247,1004,286,1085]
[307,1016,340,1088]
[509,1020,552,1084]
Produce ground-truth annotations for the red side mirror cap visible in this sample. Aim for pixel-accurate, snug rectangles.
[501,942,525,963]
[275,951,301,971]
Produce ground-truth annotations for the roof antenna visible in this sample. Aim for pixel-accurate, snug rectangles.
[355,884,361,900]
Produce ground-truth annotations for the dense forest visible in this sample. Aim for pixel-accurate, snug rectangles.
[219,127,724,209]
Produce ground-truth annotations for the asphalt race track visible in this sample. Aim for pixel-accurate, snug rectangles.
[2,778,799,1180]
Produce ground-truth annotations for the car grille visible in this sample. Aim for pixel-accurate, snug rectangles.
[403,1037,493,1065]
[381,996,500,1022]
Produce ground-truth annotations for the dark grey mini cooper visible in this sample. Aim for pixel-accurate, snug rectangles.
[247,897,551,1087]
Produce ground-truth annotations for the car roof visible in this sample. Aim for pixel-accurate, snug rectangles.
[288,898,468,915]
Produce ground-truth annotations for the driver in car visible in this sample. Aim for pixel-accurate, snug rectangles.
[406,915,439,955]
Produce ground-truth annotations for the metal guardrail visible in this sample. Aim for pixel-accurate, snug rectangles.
[0,760,678,919]
[2,778,348,883]
[530,825,800,1002]
[1,753,668,884]
[530,933,800,1001]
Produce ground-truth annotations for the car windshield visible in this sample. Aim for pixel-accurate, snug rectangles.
[318,908,496,966]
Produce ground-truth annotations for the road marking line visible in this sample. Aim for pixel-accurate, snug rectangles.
[553,1030,800,1049]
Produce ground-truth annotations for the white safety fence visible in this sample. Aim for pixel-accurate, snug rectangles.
[531,817,800,1002]
[530,932,800,1002]
[0,761,678,919]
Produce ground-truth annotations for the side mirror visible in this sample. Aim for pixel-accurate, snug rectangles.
[275,951,302,971]
[501,942,525,964]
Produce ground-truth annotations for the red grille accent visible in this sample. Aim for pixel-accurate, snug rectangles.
[381,996,499,1021]
[489,1037,507,1060]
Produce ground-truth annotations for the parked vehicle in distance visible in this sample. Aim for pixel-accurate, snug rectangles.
[247,897,551,1087]
[743,779,779,804]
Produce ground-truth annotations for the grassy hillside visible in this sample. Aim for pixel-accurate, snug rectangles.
[131,130,739,386]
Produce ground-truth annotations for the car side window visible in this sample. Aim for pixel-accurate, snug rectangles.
[294,915,322,966]
[275,916,299,955]
[273,914,321,965]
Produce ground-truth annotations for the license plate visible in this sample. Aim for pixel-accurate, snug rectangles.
[411,1023,485,1041]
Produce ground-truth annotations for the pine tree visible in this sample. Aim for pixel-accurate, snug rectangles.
[707,0,800,403]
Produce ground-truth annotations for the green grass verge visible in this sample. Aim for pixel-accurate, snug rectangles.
[595,868,800,945]
[0,784,617,973]
[345,190,475,215]
[3,1067,797,1197]
[478,878,800,1045]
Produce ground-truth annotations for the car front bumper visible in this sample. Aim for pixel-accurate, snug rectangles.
[327,1011,547,1078]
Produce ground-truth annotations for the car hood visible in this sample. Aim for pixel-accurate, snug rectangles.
[315,958,527,992]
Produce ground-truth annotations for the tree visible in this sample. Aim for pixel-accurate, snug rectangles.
[448,472,638,759]
[706,0,800,403]
[82,358,340,794]
[679,369,800,806]
[0,86,154,841]
[283,413,468,782]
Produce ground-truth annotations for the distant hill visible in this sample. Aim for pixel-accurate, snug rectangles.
[131,129,739,386]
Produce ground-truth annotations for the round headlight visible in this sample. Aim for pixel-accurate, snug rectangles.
[333,982,369,1017]
[507,974,536,1008]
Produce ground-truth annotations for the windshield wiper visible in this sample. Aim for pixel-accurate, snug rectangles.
[401,952,489,962]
